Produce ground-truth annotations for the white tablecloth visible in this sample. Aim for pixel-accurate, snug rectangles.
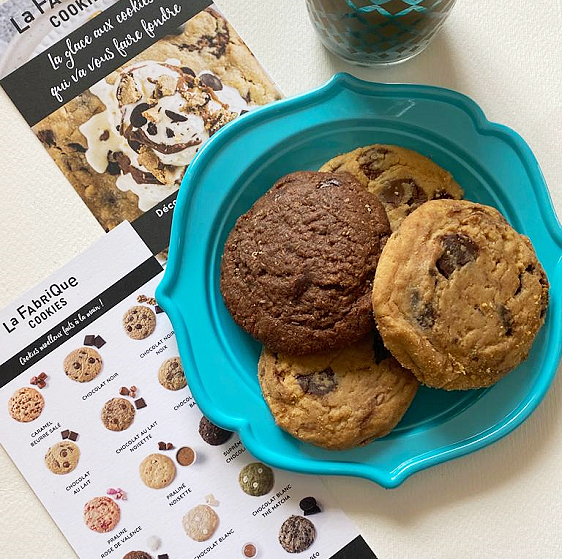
[1,1,561,557]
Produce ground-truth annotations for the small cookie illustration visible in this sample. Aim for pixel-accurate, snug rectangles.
[63,347,103,382]
[198,416,233,446]
[123,306,156,340]
[238,462,274,497]
[182,504,219,542]
[84,496,120,533]
[45,441,80,475]
[158,357,187,391]
[139,453,176,489]
[278,515,316,553]
[123,552,153,559]
[101,398,135,431]
[8,387,44,422]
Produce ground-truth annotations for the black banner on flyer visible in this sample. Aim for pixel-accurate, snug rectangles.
[131,190,177,255]
[330,536,378,559]
[0,0,212,126]
[0,256,162,386]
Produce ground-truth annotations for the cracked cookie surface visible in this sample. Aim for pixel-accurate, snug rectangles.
[320,144,463,230]
[258,332,419,449]
[372,199,549,390]
[220,171,391,355]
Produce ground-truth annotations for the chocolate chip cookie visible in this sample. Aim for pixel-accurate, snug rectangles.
[158,357,187,391]
[63,347,103,382]
[320,144,463,230]
[45,441,80,475]
[101,398,136,431]
[32,8,281,232]
[372,199,549,390]
[123,306,156,340]
[258,331,419,449]
[221,171,391,355]
[123,552,153,559]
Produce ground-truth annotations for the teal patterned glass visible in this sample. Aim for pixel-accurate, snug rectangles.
[306,0,457,65]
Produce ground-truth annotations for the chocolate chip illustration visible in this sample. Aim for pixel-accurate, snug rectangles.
[436,234,478,279]
[199,73,223,91]
[166,127,174,138]
[99,130,110,141]
[296,368,337,396]
[181,66,196,77]
[130,102,151,128]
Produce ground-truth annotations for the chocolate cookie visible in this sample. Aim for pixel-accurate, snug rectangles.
[84,496,120,533]
[123,553,153,559]
[238,463,274,496]
[101,398,136,431]
[123,306,156,340]
[45,441,80,475]
[8,387,44,422]
[278,516,316,553]
[320,144,463,231]
[183,504,219,542]
[258,331,418,449]
[372,199,549,390]
[198,416,233,446]
[63,347,103,382]
[158,357,187,391]
[220,171,391,354]
[139,453,176,489]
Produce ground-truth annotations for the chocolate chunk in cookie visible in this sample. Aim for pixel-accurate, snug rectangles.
[436,233,478,278]
[221,171,391,355]
[320,144,463,230]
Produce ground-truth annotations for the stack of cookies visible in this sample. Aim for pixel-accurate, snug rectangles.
[220,144,549,450]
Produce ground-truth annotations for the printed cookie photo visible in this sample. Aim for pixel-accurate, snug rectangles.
[8,387,44,422]
[32,7,281,232]
[63,347,103,383]
[84,496,121,533]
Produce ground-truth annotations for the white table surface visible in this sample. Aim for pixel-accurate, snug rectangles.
[1,1,561,557]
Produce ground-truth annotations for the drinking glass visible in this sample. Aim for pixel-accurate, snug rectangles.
[306,0,457,65]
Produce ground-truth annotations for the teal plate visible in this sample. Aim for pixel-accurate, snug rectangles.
[157,73,562,487]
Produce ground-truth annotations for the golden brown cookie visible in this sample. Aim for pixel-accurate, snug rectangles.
[63,347,103,382]
[84,496,120,533]
[8,387,44,422]
[101,398,136,431]
[372,199,549,390]
[320,144,463,230]
[139,453,176,489]
[158,357,187,391]
[258,332,419,449]
[123,306,156,340]
[45,441,80,475]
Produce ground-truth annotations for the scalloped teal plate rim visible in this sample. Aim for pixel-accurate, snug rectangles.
[157,73,562,488]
